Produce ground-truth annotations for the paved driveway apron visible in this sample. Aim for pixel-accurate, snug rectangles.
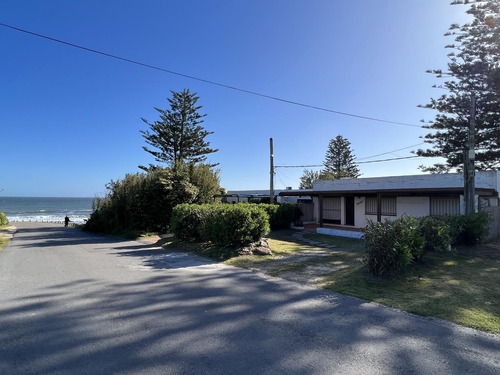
[0,222,499,374]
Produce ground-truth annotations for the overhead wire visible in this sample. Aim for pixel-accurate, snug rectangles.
[0,22,423,128]
[275,155,423,169]
[275,142,428,169]
[357,143,426,161]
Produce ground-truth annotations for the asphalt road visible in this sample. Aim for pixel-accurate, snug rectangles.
[0,222,499,375]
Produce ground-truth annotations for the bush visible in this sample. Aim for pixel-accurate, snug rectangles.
[256,203,302,230]
[84,164,221,236]
[0,211,9,226]
[394,216,426,261]
[364,216,425,276]
[446,212,491,246]
[170,204,210,241]
[364,220,409,276]
[364,212,491,276]
[170,203,270,246]
[418,216,452,254]
[204,204,270,246]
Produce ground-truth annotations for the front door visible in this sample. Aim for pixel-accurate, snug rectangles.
[345,196,355,226]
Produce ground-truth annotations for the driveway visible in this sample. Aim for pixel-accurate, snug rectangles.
[0,222,499,374]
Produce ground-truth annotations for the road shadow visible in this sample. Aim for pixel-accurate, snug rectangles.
[1,223,499,374]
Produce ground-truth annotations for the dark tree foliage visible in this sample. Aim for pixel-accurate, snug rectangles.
[298,169,334,189]
[140,89,218,168]
[417,0,500,172]
[84,164,221,235]
[323,135,361,179]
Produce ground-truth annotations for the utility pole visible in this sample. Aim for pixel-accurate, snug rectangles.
[464,93,476,214]
[270,138,274,204]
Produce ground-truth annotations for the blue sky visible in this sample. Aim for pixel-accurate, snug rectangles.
[1,1,469,197]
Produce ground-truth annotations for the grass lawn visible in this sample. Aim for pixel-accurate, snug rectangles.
[0,226,10,251]
[164,229,500,334]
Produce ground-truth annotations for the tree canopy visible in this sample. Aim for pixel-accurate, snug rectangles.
[140,89,218,169]
[417,0,500,172]
[298,169,333,189]
[298,135,360,188]
[323,135,361,179]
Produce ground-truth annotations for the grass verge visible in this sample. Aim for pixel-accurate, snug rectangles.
[0,226,11,251]
[164,229,500,334]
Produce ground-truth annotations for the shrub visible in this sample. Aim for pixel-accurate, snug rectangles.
[204,204,270,246]
[0,211,9,226]
[255,203,302,230]
[170,204,210,241]
[394,216,426,261]
[364,216,424,276]
[418,215,452,254]
[170,203,270,246]
[446,212,491,246]
[364,220,407,276]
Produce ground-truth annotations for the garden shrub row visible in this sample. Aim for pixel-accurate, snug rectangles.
[170,203,270,246]
[364,212,491,276]
[257,203,302,229]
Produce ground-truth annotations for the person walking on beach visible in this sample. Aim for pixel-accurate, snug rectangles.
[64,215,70,227]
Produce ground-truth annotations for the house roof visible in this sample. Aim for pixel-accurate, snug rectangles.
[279,171,500,198]
[279,187,497,197]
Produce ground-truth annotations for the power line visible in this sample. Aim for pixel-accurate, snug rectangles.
[358,155,421,164]
[0,22,423,129]
[357,142,425,161]
[275,142,427,169]
[275,155,423,169]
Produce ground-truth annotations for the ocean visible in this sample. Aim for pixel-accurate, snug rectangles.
[0,197,95,224]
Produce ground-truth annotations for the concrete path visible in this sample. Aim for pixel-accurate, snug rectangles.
[0,222,499,375]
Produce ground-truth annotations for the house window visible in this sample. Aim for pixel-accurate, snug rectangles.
[430,197,460,215]
[365,197,377,215]
[381,197,397,216]
[323,197,341,224]
[365,196,397,216]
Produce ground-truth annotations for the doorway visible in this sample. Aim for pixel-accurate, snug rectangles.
[345,196,355,226]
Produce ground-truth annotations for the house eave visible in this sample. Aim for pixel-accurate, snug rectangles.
[279,187,498,197]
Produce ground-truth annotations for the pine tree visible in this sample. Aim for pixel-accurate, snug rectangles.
[417,0,500,172]
[140,89,218,168]
[323,135,361,179]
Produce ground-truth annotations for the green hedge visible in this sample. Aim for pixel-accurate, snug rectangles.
[255,203,302,229]
[170,203,211,241]
[446,212,491,246]
[0,211,9,226]
[204,204,270,246]
[171,203,270,246]
[364,213,491,276]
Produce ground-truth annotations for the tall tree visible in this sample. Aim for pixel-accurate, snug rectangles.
[298,169,333,189]
[323,135,361,179]
[140,89,218,168]
[417,0,500,172]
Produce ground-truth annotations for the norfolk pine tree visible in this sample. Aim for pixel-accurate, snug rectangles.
[323,135,361,179]
[140,89,218,169]
[140,89,221,205]
[417,0,500,172]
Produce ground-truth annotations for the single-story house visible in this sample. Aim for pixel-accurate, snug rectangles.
[279,171,500,238]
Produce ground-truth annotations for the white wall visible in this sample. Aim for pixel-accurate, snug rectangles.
[313,196,319,222]
[346,196,429,228]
